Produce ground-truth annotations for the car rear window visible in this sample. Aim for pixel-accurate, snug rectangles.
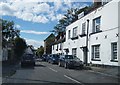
[23,54,33,60]
[65,55,75,59]
[53,55,59,58]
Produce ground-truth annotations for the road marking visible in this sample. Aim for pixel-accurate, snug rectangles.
[64,75,84,85]
[48,67,58,72]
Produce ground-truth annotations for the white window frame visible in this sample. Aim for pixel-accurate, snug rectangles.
[73,27,77,38]
[92,45,100,60]
[111,42,118,61]
[60,43,62,50]
[82,22,86,35]
[93,17,101,33]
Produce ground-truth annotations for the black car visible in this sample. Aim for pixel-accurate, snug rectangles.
[58,55,84,69]
[42,54,48,61]
[48,54,60,64]
[21,54,35,67]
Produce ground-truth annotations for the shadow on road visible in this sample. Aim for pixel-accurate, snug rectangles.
[35,64,46,67]
[20,66,35,70]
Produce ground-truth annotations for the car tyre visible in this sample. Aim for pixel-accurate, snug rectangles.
[64,63,68,69]
[58,62,61,67]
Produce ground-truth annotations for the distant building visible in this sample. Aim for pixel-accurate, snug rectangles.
[52,32,65,55]
[44,33,55,54]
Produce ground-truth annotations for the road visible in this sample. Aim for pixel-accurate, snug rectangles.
[2,60,119,85]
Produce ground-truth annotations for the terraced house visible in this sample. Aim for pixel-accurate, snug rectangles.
[52,0,120,66]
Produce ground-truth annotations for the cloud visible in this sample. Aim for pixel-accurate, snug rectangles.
[0,1,91,23]
[24,38,44,49]
[15,24,21,28]
[21,30,50,35]
[0,2,15,16]
[33,3,50,14]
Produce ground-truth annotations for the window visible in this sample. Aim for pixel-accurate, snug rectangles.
[93,17,101,33]
[59,43,62,50]
[82,22,86,35]
[56,44,58,51]
[111,42,118,61]
[73,27,77,38]
[68,30,71,39]
[72,48,77,56]
[53,45,54,50]
[92,45,100,60]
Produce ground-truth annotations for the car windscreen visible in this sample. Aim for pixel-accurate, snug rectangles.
[65,55,74,59]
[53,55,59,59]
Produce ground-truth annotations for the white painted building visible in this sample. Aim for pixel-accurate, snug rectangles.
[63,0,120,66]
[52,32,65,55]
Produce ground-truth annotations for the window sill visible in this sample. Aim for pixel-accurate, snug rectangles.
[91,59,101,61]
[71,36,78,40]
[89,30,102,36]
[79,34,86,37]
[110,60,118,62]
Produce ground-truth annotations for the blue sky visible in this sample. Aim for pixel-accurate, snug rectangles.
[1,0,92,49]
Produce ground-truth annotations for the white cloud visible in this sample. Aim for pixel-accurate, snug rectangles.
[33,15,49,23]
[56,14,65,20]
[21,30,50,35]
[0,1,91,23]
[24,38,44,49]
[33,3,50,14]
[0,2,15,16]
[15,24,21,28]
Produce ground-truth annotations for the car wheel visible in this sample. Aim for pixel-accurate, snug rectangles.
[51,61,53,64]
[64,63,68,69]
[58,62,61,67]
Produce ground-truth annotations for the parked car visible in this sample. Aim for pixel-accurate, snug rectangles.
[58,55,84,69]
[48,54,60,64]
[21,54,35,67]
[42,54,48,61]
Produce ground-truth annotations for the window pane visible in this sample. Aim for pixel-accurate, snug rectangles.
[92,45,100,59]
[93,17,101,32]
[82,22,86,34]
[73,27,77,37]
[112,42,117,60]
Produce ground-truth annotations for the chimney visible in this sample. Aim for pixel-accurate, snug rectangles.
[93,0,102,8]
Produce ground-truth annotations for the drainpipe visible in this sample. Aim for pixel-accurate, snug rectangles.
[85,19,89,66]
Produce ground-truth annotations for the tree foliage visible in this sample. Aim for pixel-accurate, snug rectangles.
[2,19,20,40]
[1,19,20,47]
[36,46,44,57]
[14,37,27,59]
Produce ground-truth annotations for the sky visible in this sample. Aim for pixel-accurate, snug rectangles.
[1,0,92,49]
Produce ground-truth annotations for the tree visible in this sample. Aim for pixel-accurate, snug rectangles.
[36,46,44,57]
[14,37,27,60]
[1,19,20,47]
[2,19,20,40]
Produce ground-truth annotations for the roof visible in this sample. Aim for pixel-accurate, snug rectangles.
[44,33,55,41]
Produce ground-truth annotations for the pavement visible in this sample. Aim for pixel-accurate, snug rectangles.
[2,60,119,84]
[2,61,19,78]
[85,65,119,79]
